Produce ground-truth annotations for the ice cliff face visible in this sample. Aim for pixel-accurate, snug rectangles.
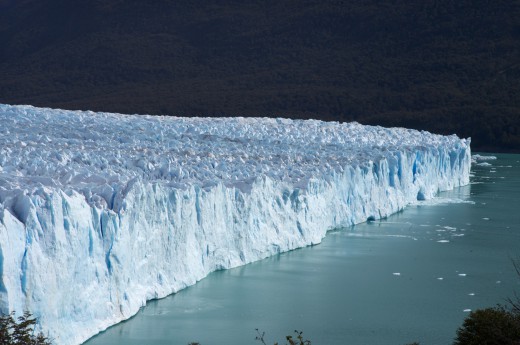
[0,104,471,345]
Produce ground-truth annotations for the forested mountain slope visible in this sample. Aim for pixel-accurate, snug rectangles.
[0,0,518,151]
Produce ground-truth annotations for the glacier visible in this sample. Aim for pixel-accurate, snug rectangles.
[0,104,471,345]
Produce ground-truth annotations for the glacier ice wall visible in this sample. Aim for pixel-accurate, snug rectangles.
[0,104,471,345]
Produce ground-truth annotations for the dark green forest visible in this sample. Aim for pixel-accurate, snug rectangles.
[0,0,518,152]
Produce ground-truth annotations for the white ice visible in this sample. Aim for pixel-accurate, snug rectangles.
[472,154,497,163]
[0,104,471,345]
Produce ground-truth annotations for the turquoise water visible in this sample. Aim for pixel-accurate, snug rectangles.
[85,154,520,345]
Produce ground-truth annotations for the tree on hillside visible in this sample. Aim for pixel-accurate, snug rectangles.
[454,259,520,345]
[0,312,52,345]
[453,307,520,345]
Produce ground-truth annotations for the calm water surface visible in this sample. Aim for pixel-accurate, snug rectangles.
[85,153,520,345]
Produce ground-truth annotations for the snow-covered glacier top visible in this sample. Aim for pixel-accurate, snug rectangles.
[0,104,467,210]
[0,104,471,345]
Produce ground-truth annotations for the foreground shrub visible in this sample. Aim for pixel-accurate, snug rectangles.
[255,329,311,345]
[0,311,51,345]
[454,307,520,345]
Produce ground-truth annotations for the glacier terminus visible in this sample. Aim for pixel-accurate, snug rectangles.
[0,104,471,345]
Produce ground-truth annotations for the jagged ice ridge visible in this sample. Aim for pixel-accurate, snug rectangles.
[0,104,471,345]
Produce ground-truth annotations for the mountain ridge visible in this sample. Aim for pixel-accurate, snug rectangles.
[0,0,518,151]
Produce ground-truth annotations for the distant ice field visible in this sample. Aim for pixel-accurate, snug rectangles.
[1,104,467,206]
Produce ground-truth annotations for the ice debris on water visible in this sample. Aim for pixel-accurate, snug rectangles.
[477,162,492,166]
[472,154,497,167]
[0,104,472,345]
[472,154,497,163]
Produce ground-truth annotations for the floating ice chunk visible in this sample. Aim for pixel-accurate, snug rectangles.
[413,198,474,206]
[384,234,417,240]
[472,154,497,162]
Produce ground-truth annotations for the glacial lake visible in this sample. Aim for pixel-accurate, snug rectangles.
[85,153,520,345]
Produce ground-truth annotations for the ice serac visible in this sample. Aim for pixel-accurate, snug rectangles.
[0,104,470,345]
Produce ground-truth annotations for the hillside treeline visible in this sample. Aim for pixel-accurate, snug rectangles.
[0,0,518,152]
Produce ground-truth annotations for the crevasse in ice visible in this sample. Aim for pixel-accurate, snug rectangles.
[0,104,471,345]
